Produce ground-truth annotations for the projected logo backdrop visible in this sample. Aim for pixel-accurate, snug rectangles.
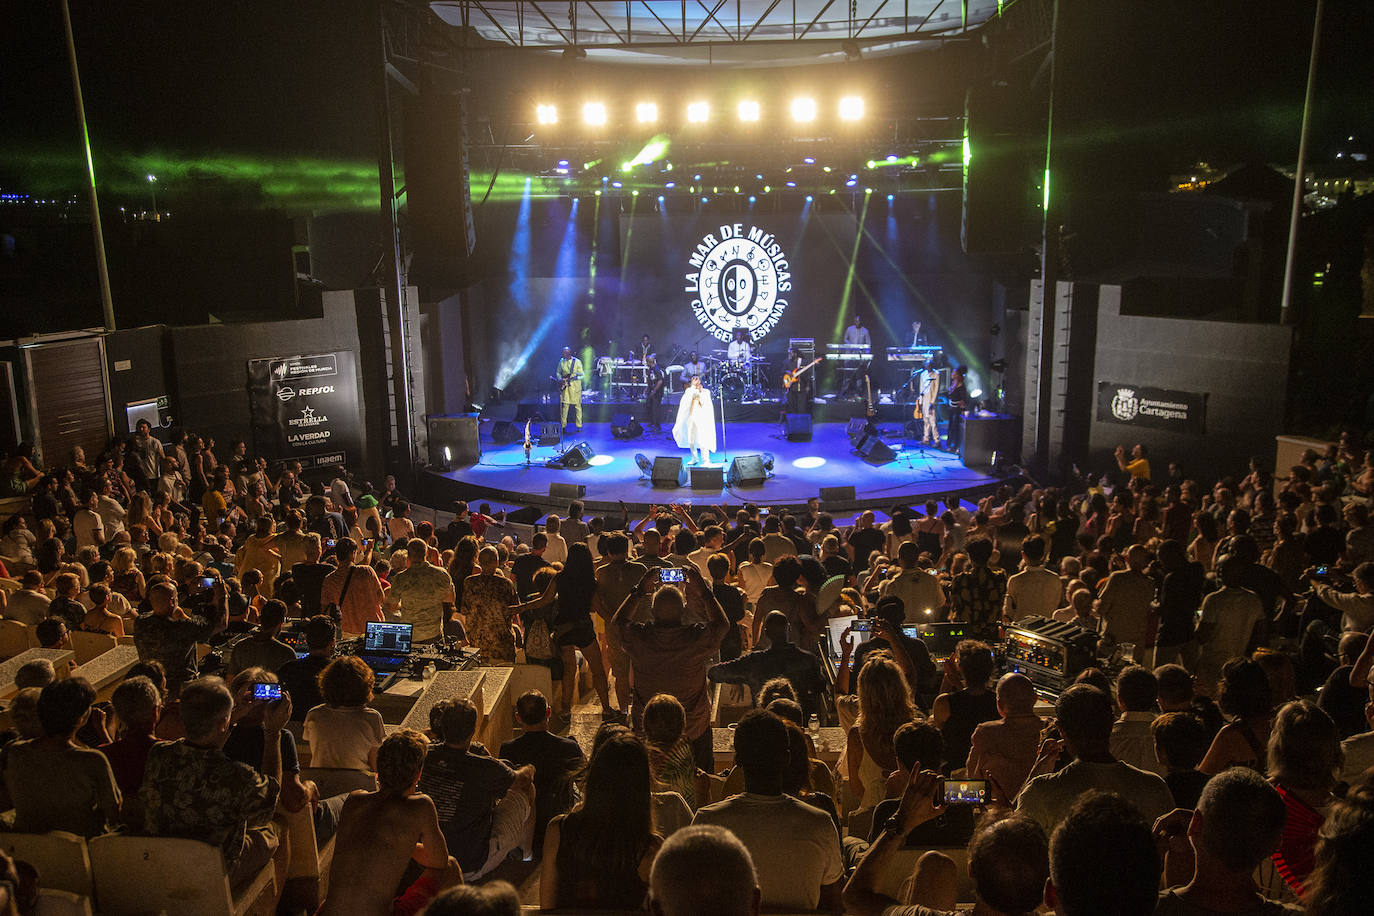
[685,223,792,342]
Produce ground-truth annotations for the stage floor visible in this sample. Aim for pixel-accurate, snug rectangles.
[424,420,999,513]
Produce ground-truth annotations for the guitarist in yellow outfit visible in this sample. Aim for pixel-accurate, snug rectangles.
[556,347,584,431]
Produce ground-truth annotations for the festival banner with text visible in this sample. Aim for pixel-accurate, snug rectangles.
[1096,381,1207,434]
[247,351,362,469]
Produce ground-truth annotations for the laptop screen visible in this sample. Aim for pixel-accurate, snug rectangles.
[364,621,413,654]
[279,627,311,659]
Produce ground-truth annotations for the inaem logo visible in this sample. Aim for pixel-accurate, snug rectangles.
[1110,388,1140,422]
[683,223,791,342]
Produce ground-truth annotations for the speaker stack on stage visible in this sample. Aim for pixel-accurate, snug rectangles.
[611,414,643,440]
[650,456,688,488]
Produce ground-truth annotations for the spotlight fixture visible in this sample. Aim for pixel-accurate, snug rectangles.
[635,102,658,124]
[536,104,558,125]
[790,97,817,122]
[838,96,864,121]
[582,102,607,126]
[686,101,710,123]
[737,100,760,122]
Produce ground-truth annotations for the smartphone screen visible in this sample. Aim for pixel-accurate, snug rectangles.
[199,576,216,589]
[326,538,337,549]
[659,567,686,583]
[941,779,989,805]
[252,683,283,701]
[1314,566,1329,576]
[851,619,873,633]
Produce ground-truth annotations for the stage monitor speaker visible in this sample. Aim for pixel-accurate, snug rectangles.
[820,485,857,505]
[507,505,543,525]
[784,413,813,442]
[611,413,643,440]
[538,421,563,446]
[651,456,687,488]
[727,454,768,488]
[557,442,595,470]
[426,415,480,468]
[549,482,586,499]
[846,417,870,444]
[856,434,897,466]
[490,420,520,444]
[690,466,725,490]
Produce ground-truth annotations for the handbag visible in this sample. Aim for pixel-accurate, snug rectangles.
[324,565,356,620]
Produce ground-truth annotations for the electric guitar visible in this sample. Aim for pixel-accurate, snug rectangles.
[865,374,877,418]
[783,358,821,390]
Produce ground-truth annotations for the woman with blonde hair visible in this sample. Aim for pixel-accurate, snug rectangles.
[110,547,146,604]
[846,652,919,809]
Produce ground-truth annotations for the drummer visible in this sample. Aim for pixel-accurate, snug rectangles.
[727,328,752,364]
[680,351,707,389]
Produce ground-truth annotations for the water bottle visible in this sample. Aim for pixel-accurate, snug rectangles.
[807,713,820,742]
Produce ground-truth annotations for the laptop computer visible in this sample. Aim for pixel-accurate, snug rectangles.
[358,621,414,673]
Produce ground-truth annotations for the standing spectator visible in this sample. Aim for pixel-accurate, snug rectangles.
[140,677,287,889]
[708,611,828,722]
[417,698,535,881]
[128,420,166,490]
[1096,545,1157,663]
[614,563,730,771]
[751,556,823,654]
[1310,562,1374,634]
[736,538,774,608]
[1153,539,1205,668]
[290,534,334,617]
[1003,535,1063,621]
[543,515,568,564]
[707,553,748,662]
[593,534,646,719]
[879,541,947,622]
[234,517,281,600]
[321,536,387,638]
[278,615,335,722]
[511,533,551,598]
[692,710,843,912]
[561,501,590,545]
[133,581,228,697]
[1194,558,1265,691]
[460,545,520,663]
[949,538,1007,642]
[386,537,455,642]
[846,511,885,571]
[499,690,585,852]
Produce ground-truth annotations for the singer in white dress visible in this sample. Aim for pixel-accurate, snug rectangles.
[672,376,717,465]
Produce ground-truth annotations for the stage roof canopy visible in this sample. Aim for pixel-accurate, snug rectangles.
[430,0,998,67]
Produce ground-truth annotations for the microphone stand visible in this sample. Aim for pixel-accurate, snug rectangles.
[716,379,728,477]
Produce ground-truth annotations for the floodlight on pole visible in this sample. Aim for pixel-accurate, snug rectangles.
[838,96,864,121]
[790,97,817,122]
[737,100,760,122]
[536,104,558,125]
[635,102,658,124]
[686,101,710,123]
[582,102,607,126]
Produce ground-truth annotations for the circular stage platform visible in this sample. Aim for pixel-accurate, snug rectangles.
[419,418,1013,517]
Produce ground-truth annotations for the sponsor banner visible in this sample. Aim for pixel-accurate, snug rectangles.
[1096,382,1207,434]
[247,352,362,467]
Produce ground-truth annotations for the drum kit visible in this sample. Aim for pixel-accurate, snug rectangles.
[590,347,770,401]
[704,349,769,400]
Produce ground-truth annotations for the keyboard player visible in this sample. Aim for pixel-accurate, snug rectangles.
[839,314,872,397]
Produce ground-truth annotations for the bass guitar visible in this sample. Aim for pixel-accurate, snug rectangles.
[783,357,822,390]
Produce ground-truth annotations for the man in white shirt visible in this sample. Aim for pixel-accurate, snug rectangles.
[4,571,51,626]
[1312,562,1374,633]
[843,314,871,346]
[1109,666,1165,777]
[542,516,568,565]
[1016,684,1174,835]
[692,710,842,912]
[687,526,726,578]
[878,541,945,622]
[95,481,126,539]
[1195,557,1265,689]
[72,491,105,550]
[727,328,752,363]
[1095,545,1156,662]
[1003,535,1063,621]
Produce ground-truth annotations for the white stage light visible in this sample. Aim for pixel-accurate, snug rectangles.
[839,96,864,121]
[635,102,658,124]
[536,104,558,125]
[582,102,607,126]
[686,101,710,123]
[790,97,817,122]
[737,100,760,122]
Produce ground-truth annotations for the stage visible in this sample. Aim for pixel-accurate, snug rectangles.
[421,416,1011,517]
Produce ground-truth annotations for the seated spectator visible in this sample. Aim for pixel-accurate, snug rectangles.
[47,572,87,630]
[1047,793,1161,916]
[1110,666,1165,776]
[227,598,296,676]
[99,675,162,815]
[644,693,701,809]
[1199,657,1273,775]
[593,722,694,838]
[499,690,585,852]
[1318,632,1369,739]
[3,677,120,836]
[302,656,385,772]
[3,570,50,625]
[866,722,974,848]
[541,730,663,911]
[1150,712,1212,810]
[932,640,1000,774]
[13,659,54,691]
[278,614,334,721]
[692,709,843,912]
[1016,685,1174,834]
[1269,700,1343,897]
[418,698,535,881]
[848,653,920,809]
[1155,663,1224,737]
[423,881,522,916]
[290,534,334,617]
[141,677,287,888]
[133,580,228,697]
[1051,587,1098,631]
[320,730,461,916]
[224,668,316,820]
[1304,783,1374,916]
[967,672,1045,802]
[34,617,69,651]
[708,610,827,722]
[1153,767,1300,915]
[648,824,761,916]
[80,583,126,637]
[845,769,1049,916]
